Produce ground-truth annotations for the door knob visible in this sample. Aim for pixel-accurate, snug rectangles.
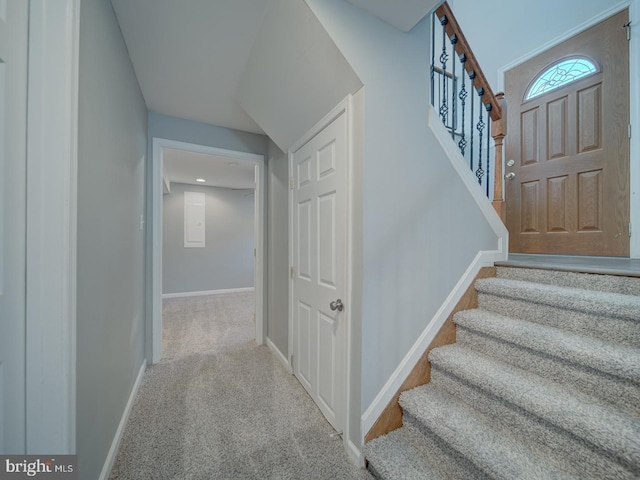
[505,172,516,180]
[330,299,344,312]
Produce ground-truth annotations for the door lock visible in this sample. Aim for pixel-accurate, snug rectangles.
[330,299,344,312]
[505,172,516,180]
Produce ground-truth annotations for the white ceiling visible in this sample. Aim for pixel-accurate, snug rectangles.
[345,0,440,32]
[110,0,269,134]
[162,148,256,190]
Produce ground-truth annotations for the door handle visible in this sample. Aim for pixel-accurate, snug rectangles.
[330,299,344,312]
[505,172,516,180]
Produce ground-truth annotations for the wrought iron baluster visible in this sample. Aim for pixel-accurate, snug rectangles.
[458,54,468,156]
[430,13,435,108]
[439,15,449,125]
[476,87,485,185]
[486,104,492,196]
[450,34,457,139]
[469,71,476,171]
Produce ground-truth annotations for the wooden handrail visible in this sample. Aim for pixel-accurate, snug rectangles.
[435,2,502,121]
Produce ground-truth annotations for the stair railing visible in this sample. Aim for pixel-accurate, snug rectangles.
[431,2,507,219]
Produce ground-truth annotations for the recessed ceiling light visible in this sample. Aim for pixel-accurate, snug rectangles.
[227,162,238,167]
[196,178,206,183]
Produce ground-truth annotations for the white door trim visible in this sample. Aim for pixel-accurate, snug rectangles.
[288,95,354,459]
[25,0,80,453]
[150,138,266,363]
[497,0,639,258]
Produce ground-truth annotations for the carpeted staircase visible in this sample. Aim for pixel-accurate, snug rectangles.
[366,266,640,479]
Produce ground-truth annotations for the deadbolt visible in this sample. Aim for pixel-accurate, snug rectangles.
[507,159,515,167]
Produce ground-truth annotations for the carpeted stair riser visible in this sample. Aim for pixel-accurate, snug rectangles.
[456,327,640,417]
[429,364,635,480]
[399,387,576,480]
[428,346,640,478]
[453,309,640,415]
[476,291,640,347]
[496,267,640,296]
[366,421,486,480]
[454,309,640,383]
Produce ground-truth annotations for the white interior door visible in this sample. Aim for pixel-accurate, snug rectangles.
[292,111,347,431]
[0,0,29,453]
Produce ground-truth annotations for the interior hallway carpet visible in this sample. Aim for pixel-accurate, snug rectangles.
[109,292,370,480]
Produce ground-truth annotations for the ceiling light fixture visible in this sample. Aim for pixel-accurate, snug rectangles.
[196,178,206,183]
[227,162,238,167]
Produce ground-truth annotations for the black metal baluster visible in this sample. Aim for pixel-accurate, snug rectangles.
[450,34,457,139]
[458,54,468,156]
[476,88,485,186]
[439,15,449,125]
[469,71,476,171]
[486,104,492,197]
[430,13,435,108]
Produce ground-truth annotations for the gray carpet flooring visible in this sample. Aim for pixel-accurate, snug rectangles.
[366,267,640,480]
[109,292,370,480]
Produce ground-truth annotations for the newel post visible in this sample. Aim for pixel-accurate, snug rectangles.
[491,92,507,222]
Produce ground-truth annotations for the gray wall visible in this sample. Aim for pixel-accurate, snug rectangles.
[77,0,147,478]
[266,140,289,356]
[163,183,255,294]
[306,0,501,446]
[147,112,268,156]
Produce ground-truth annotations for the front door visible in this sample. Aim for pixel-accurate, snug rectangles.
[505,10,630,256]
[0,0,29,453]
[292,111,347,431]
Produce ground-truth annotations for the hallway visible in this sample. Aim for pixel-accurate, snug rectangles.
[109,293,370,479]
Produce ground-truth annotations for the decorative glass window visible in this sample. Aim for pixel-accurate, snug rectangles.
[525,57,598,100]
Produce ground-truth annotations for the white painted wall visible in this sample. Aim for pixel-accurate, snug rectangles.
[306,0,502,446]
[76,0,147,478]
[237,0,363,152]
[163,183,255,295]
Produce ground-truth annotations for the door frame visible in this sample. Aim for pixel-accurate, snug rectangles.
[149,138,266,364]
[497,0,640,258]
[23,0,80,453]
[287,95,356,461]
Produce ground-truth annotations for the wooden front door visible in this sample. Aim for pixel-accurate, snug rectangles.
[505,10,630,256]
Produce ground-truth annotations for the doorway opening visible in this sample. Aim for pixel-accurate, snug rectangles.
[149,138,265,363]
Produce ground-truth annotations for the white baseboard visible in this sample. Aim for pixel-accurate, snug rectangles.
[360,249,503,437]
[346,438,364,467]
[162,287,254,299]
[99,360,146,480]
[266,337,291,373]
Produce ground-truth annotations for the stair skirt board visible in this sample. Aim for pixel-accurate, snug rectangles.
[365,267,640,480]
[363,261,499,443]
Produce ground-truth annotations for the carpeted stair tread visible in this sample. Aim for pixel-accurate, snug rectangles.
[428,344,640,471]
[454,308,640,384]
[365,427,454,480]
[399,385,575,480]
[496,266,640,296]
[475,277,640,320]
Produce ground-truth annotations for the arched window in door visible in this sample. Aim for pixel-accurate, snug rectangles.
[525,57,598,100]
